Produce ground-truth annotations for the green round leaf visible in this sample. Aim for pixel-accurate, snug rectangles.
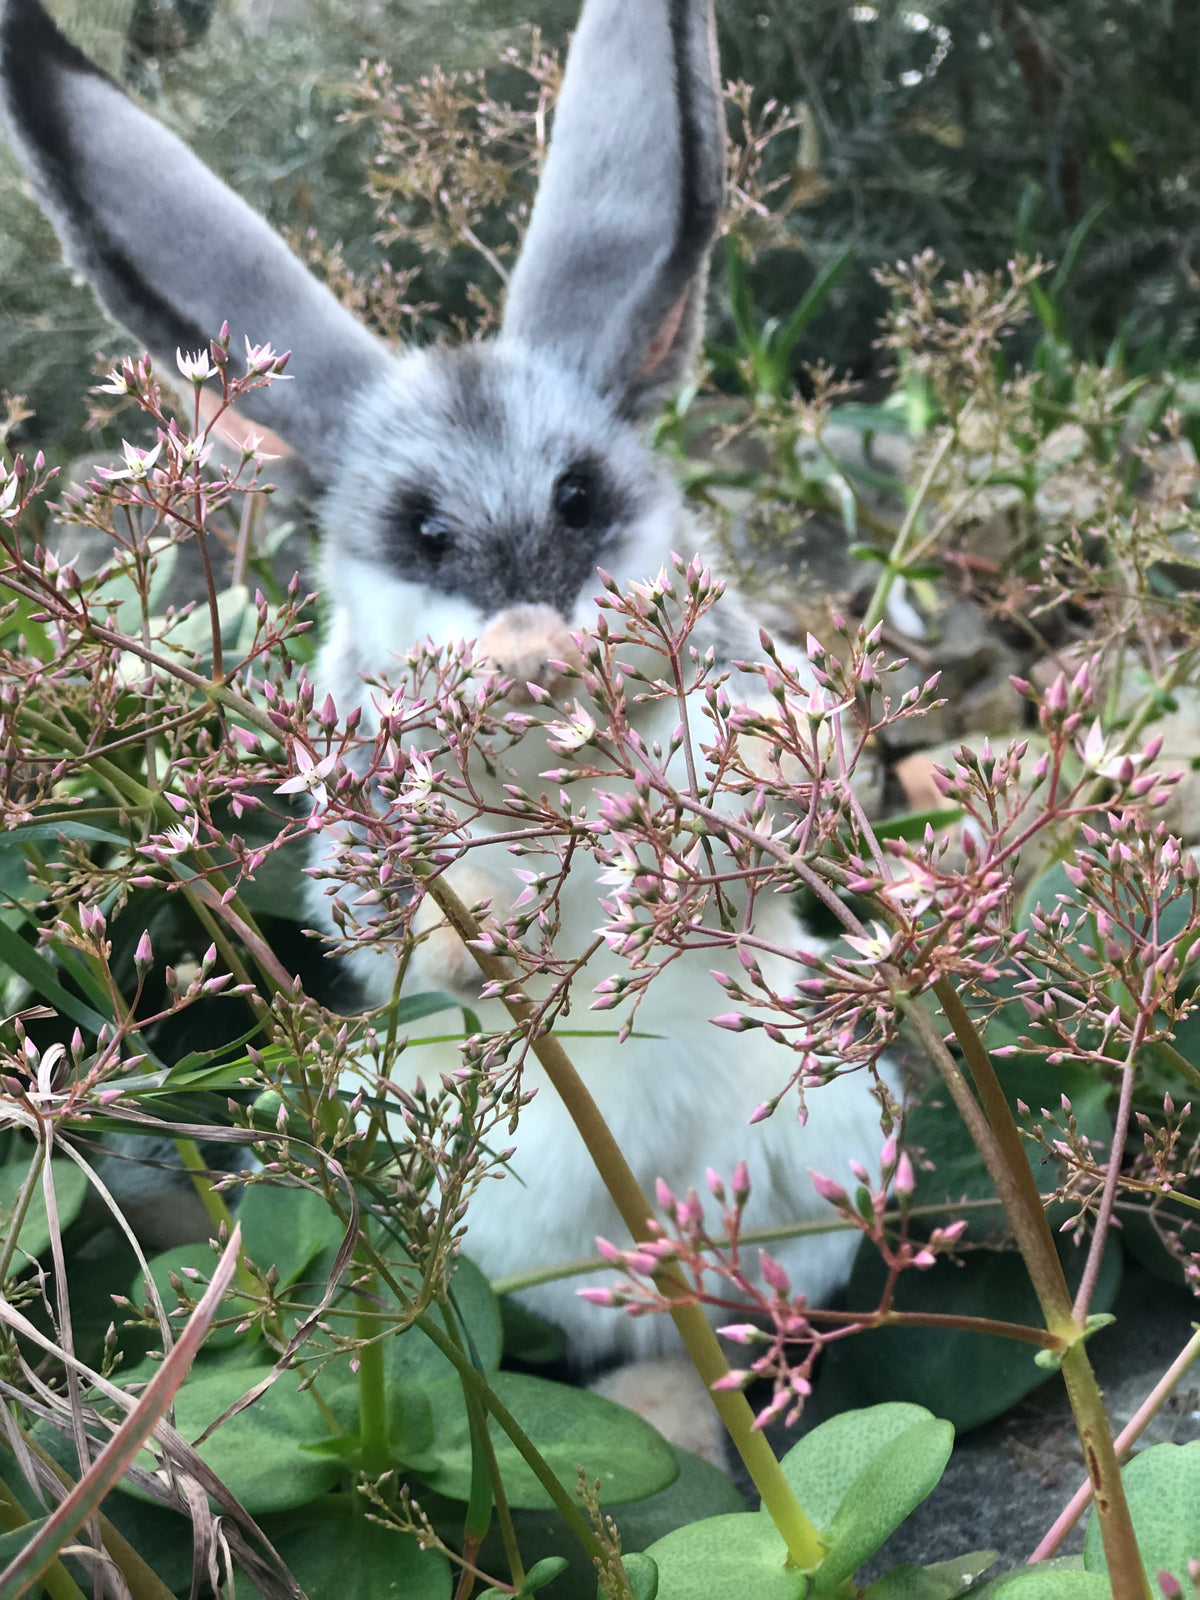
[622,1551,660,1599]
[1083,1440,1200,1598]
[238,1182,345,1290]
[866,1550,998,1600]
[994,1570,1112,1600]
[646,1512,804,1600]
[417,1370,679,1510]
[121,1360,354,1514]
[255,1497,451,1599]
[770,1403,937,1529]
[815,1419,955,1592]
[445,1445,742,1599]
[0,1155,89,1265]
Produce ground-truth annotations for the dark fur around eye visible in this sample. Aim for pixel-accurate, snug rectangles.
[553,462,608,532]
[393,492,453,566]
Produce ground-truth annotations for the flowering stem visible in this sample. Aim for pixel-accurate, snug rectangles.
[173,1139,260,1300]
[911,981,1149,1600]
[353,1245,390,1480]
[862,411,965,635]
[424,874,827,1571]
[1072,1035,1142,1324]
[1029,1325,1200,1563]
[0,1141,45,1284]
[490,1195,1041,1293]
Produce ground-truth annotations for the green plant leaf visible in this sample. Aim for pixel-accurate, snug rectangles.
[500,1296,569,1365]
[238,1182,345,1290]
[0,1519,47,1569]
[0,918,112,1035]
[866,1550,997,1600]
[0,1155,89,1265]
[120,1360,354,1514]
[871,808,966,842]
[994,1570,1111,1600]
[814,1420,955,1592]
[621,1551,660,1600]
[416,1370,679,1510]
[445,1445,743,1600]
[645,1512,804,1600]
[253,1497,451,1599]
[775,246,854,366]
[769,1403,937,1529]
[0,823,130,847]
[1083,1439,1200,1598]
[518,1555,570,1594]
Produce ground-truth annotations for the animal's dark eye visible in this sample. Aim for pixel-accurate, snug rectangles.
[410,501,452,562]
[553,468,596,531]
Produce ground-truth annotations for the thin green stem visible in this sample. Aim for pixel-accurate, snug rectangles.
[862,412,966,635]
[353,1244,390,1481]
[0,1144,45,1284]
[912,980,1149,1600]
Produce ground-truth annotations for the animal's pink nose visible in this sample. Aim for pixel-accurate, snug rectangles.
[479,604,582,702]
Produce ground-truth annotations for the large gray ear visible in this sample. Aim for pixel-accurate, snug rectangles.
[0,0,391,469]
[500,0,724,417]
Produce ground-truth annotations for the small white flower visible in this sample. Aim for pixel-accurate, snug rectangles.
[596,847,640,888]
[843,921,895,964]
[176,347,217,384]
[98,440,163,484]
[158,819,199,856]
[0,472,19,523]
[398,752,437,814]
[243,337,287,376]
[546,701,597,754]
[97,367,135,397]
[276,745,339,812]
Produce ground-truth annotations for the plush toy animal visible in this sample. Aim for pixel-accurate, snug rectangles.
[0,0,893,1453]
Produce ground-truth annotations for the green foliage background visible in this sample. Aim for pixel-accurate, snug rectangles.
[2,0,1197,467]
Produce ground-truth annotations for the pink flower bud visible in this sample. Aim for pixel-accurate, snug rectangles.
[1157,1571,1182,1600]
[808,1169,849,1207]
[134,929,153,970]
[718,1323,763,1346]
[758,1251,791,1295]
[710,1370,750,1392]
[577,1287,620,1307]
[894,1152,916,1199]
[732,1161,751,1205]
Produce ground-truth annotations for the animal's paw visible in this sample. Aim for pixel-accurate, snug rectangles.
[589,1356,727,1468]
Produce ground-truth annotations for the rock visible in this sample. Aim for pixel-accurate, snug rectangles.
[876,598,1023,755]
